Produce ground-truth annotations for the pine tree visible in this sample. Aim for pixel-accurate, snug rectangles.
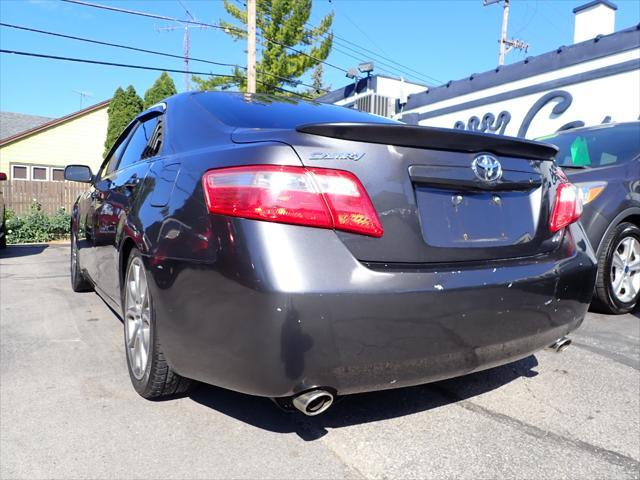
[104,85,143,156]
[193,0,333,94]
[143,72,178,109]
[305,64,330,98]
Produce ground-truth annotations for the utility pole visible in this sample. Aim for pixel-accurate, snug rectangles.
[498,0,510,65]
[484,0,529,66]
[247,0,256,94]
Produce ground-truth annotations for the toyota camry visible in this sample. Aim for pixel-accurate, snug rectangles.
[65,92,597,415]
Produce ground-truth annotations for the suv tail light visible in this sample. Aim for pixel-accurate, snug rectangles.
[549,182,582,233]
[202,165,383,237]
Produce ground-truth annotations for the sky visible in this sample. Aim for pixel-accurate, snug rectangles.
[0,0,639,118]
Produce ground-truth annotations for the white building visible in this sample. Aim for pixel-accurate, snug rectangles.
[321,0,640,140]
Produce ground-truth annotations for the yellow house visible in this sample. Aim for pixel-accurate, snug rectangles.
[0,100,109,181]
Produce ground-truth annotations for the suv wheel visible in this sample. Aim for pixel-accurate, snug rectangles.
[123,248,193,399]
[593,222,640,315]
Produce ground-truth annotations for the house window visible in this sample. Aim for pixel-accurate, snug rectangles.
[51,168,65,181]
[32,166,48,181]
[12,165,28,180]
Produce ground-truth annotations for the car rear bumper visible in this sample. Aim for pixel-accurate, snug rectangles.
[147,220,597,398]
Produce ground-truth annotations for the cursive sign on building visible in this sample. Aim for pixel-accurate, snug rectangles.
[398,23,639,139]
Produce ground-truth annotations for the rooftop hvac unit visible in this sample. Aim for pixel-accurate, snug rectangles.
[355,94,395,118]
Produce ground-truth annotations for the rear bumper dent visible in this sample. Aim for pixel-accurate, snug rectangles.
[149,222,597,398]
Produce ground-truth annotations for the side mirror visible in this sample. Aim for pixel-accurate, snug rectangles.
[64,165,93,183]
[0,172,6,181]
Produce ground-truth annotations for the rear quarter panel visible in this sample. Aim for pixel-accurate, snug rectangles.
[568,159,640,253]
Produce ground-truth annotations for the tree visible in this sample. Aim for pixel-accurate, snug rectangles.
[143,72,177,109]
[104,85,143,156]
[193,0,333,94]
[305,64,330,98]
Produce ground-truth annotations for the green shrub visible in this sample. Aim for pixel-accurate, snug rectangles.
[48,208,72,238]
[4,207,16,222]
[5,201,71,244]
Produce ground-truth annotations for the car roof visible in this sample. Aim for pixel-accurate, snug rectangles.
[551,121,640,137]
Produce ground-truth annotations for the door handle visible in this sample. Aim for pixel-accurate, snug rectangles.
[123,174,140,189]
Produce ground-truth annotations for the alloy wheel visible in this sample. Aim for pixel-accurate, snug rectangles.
[125,257,151,380]
[610,236,640,304]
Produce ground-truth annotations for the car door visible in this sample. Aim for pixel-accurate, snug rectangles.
[94,113,163,303]
[78,127,133,284]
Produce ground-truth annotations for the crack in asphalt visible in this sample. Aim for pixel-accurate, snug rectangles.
[2,274,69,281]
[432,386,640,476]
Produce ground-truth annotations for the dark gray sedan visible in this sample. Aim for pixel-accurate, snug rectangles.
[64,92,596,415]
[542,122,640,314]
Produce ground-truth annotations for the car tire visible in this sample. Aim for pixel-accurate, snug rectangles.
[70,233,93,292]
[123,248,193,399]
[592,222,640,315]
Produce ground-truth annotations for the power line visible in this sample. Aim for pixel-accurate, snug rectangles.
[0,22,238,69]
[213,0,441,85]
[0,49,314,100]
[0,22,329,93]
[61,0,350,74]
[331,3,391,60]
[225,1,441,85]
[178,0,328,93]
[61,0,241,34]
[0,48,233,77]
[325,31,442,85]
[176,0,195,21]
[327,38,437,85]
[329,44,433,85]
[61,0,441,88]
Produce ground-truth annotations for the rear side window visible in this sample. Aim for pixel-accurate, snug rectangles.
[192,92,399,129]
[543,124,640,168]
[116,116,160,171]
[103,133,130,177]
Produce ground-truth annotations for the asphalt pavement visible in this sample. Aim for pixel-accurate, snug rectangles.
[1,244,639,479]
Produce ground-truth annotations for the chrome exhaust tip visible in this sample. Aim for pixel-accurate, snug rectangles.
[547,336,572,353]
[292,389,334,416]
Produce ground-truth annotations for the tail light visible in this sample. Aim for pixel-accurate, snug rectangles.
[549,182,582,233]
[202,165,383,237]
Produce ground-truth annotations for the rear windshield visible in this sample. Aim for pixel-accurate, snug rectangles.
[539,123,640,168]
[191,92,399,129]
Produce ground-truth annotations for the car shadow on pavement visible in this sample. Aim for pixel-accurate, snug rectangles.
[0,244,49,258]
[189,355,539,441]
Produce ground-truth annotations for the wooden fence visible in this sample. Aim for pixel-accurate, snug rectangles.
[1,180,87,215]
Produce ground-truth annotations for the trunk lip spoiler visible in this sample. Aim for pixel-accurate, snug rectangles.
[296,122,558,161]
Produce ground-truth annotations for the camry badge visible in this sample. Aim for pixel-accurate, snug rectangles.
[309,152,365,161]
[472,154,503,182]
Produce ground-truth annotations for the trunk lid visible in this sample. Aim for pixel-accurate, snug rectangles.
[232,123,560,264]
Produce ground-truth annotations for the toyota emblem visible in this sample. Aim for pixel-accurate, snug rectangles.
[472,154,503,182]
